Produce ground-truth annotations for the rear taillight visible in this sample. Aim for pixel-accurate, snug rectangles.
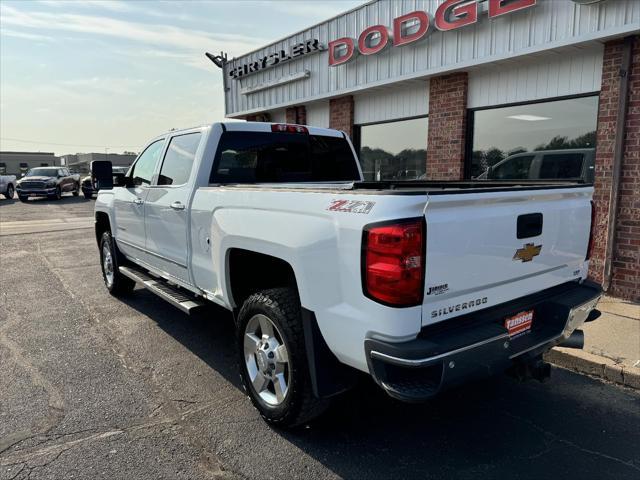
[362,218,425,307]
[271,124,308,134]
[586,200,595,260]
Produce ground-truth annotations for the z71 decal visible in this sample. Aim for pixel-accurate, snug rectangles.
[327,199,375,214]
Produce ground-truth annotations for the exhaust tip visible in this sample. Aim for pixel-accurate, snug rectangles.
[559,329,584,349]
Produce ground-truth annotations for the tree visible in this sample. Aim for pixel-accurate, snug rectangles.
[484,147,505,167]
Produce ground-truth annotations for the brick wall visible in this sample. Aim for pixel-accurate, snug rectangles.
[329,96,354,139]
[612,36,640,300]
[590,36,640,302]
[285,106,307,125]
[425,72,468,180]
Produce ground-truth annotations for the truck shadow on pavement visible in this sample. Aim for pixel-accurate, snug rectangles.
[119,289,640,480]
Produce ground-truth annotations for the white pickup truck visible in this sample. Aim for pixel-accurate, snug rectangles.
[1,174,16,199]
[93,122,602,427]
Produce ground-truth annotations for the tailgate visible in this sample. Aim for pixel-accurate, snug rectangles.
[421,187,592,326]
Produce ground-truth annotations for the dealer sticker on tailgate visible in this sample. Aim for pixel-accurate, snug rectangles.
[504,310,534,338]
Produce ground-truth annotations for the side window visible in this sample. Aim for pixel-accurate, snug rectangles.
[20,163,28,174]
[157,132,202,186]
[58,169,64,177]
[490,155,534,179]
[41,163,49,167]
[538,153,584,179]
[130,139,164,186]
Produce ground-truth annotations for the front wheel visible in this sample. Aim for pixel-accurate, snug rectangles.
[83,189,92,199]
[237,288,329,427]
[99,231,135,296]
[48,186,62,200]
[5,184,14,199]
[18,195,28,202]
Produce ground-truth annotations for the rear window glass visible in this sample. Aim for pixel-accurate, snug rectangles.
[489,155,534,180]
[210,131,360,184]
[539,153,584,179]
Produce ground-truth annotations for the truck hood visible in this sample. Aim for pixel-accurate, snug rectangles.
[18,176,56,183]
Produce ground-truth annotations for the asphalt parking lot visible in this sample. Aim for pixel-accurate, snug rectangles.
[1,195,639,480]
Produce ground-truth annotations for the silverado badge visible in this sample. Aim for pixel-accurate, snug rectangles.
[513,243,542,262]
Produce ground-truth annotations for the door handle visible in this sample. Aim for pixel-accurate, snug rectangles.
[170,201,185,211]
[133,197,144,205]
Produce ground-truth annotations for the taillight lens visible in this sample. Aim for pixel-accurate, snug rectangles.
[271,124,309,134]
[586,200,595,260]
[363,218,425,306]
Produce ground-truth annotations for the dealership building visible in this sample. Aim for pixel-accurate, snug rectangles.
[219,0,639,301]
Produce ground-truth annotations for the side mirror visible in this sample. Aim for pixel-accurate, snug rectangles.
[91,160,114,190]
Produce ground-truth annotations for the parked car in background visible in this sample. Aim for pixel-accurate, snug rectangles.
[81,166,129,199]
[1,174,16,199]
[92,122,601,427]
[478,149,595,182]
[16,167,80,201]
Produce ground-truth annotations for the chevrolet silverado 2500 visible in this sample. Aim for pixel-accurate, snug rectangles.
[93,122,602,427]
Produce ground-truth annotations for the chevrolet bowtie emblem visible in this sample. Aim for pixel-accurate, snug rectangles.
[513,243,542,262]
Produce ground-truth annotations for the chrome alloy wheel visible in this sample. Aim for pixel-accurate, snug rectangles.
[102,243,114,288]
[243,314,290,406]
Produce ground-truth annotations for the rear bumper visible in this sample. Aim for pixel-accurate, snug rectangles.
[365,280,602,402]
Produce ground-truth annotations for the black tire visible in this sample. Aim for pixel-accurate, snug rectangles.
[73,183,80,196]
[83,189,93,200]
[5,184,14,199]
[236,288,329,427]
[48,186,62,200]
[18,195,28,202]
[99,231,135,296]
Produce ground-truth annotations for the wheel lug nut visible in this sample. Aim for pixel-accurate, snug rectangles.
[268,352,274,359]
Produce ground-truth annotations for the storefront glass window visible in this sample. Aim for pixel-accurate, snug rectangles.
[358,116,428,181]
[469,96,598,181]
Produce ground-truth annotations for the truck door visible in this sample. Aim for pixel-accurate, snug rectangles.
[113,139,164,264]
[144,131,202,285]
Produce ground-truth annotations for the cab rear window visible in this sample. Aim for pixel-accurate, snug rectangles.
[210,131,360,184]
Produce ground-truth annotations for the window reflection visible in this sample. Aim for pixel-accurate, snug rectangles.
[470,96,598,181]
[358,116,428,181]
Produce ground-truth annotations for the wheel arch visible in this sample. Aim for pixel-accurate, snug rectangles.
[95,211,111,245]
[226,248,299,312]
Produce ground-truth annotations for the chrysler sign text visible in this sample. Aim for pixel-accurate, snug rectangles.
[229,39,324,79]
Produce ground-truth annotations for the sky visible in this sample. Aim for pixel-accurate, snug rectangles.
[0,0,363,155]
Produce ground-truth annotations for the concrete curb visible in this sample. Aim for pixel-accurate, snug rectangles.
[545,347,640,389]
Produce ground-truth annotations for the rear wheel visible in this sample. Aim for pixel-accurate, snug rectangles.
[99,231,135,296]
[5,184,14,199]
[237,288,329,427]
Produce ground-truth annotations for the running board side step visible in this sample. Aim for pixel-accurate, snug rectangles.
[119,266,206,314]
